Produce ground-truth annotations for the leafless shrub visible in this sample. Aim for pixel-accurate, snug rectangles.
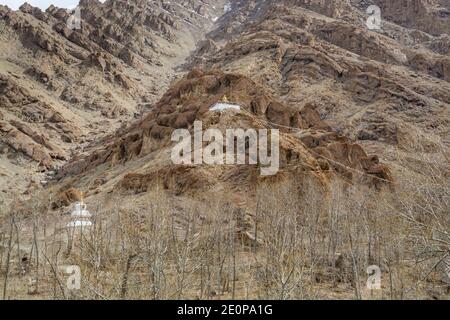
[1,140,448,300]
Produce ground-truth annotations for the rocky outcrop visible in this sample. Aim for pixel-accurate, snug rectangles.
[0,0,230,201]
[0,75,74,167]
[51,187,83,208]
[372,0,450,36]
[198,0,450,154]
[57,69,392,193]
[0,121,54,167]
[1,0,448,207]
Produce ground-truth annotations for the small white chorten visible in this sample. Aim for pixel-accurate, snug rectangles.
[71,202,92,217]
[209,95,241,112]
[67,220,93,228]
[67,199,93,228]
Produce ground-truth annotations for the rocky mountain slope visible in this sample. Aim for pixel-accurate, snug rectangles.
[0,0,228,205]
[48,0,449,204]
[0,0,448,300]
[203,0,450,156]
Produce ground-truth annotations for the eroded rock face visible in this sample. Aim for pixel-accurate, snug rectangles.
[0,75,74,168]
[51,187,83,208]
[57,69,392,197]
[0,0,229,201]
[372,0,450,36]
[200,0,449,153]
[0,0,448,302]
[1,0,448,206]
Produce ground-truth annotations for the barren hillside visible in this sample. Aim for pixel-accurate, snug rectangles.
[0,0,227,205]
[0,0,448,300]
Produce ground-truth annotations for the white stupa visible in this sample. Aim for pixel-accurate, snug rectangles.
[71,202,92,217]
[209,96,241,112]
[67,199,93,228]
[67,220,93,228]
